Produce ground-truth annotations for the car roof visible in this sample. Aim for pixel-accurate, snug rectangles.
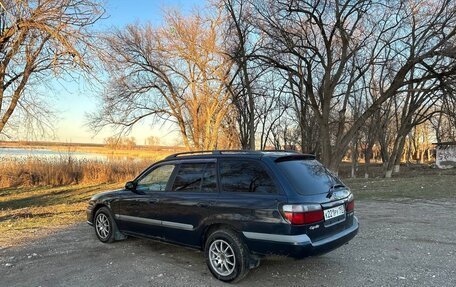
[163,150,316,162]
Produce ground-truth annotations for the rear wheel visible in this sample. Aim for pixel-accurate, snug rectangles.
[94,207,116,243]
[204,229,249,283]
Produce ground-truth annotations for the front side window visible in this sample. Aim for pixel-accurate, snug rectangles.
[137,164,175,192]
[219,159,278,194]
[172,162,217,192]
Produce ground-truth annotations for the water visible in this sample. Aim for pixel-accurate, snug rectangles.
[0,147,109,161]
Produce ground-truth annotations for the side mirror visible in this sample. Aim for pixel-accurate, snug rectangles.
[125,181,136,191]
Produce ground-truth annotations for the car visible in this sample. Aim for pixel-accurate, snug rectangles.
[87,150,359,282]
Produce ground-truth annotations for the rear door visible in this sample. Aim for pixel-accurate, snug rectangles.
[158,159,219,246]
[215,158,287,235]
[115,163,176,238]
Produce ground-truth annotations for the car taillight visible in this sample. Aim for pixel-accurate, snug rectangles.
[346,194,355,213]
[281,204,323,225]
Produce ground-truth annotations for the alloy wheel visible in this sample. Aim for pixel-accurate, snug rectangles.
[209,239,236,276]
[95,213,110,240]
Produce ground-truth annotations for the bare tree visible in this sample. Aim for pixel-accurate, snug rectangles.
[286,59,321,155]
[355,67,380,178]
[383,78,444,177]
[104,136,136,149]
[251,0,385,172]
[146,135,160,146]
[0,0,103,136]
[222,0,261,149]
[90,11,235,150]
[256,71,290,150]
[430,98,456,143]
[431,74,456,142]
[250,0,456,173]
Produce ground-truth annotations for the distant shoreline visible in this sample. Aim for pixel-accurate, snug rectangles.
[0,140,102,148]
[0,140,183,150]
[0,141,185,159]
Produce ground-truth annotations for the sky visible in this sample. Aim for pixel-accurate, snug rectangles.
[50,0,205,145]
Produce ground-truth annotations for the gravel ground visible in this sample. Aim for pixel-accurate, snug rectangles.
[1,199,455,287]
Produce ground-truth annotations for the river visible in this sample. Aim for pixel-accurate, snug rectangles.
[0,147,109,161]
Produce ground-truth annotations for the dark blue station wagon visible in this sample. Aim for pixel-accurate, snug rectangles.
[87,150,359,282]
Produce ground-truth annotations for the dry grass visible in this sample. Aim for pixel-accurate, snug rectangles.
[60,146,184,159]
[0,157,150,188]
[345,170,456,200]
[0,183,121,247]
[0,152,162,247]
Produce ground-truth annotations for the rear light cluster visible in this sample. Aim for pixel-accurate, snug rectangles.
[282,194,355,225]
[346,194,355,213]
[281,204,324,225]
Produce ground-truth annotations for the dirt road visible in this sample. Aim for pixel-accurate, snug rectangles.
[1,199,455,287]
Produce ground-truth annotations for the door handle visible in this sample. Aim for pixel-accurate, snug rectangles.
[148,198,159,204]
[197,201,214,208]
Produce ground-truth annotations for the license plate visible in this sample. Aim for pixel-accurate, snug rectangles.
[324,205,345,221]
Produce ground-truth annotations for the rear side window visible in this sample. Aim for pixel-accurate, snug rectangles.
[277,159,343,195]
[219,159,278,194]
[172,162,217,192]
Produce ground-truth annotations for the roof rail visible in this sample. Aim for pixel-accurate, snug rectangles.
[165,150,218,159]
[165,149,300,159]
[216,150,261,154]
[260,149,300,154]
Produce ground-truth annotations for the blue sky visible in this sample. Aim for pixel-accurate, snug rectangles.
[53,0,205,145]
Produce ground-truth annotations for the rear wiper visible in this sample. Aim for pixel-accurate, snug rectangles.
[327,183,345,198]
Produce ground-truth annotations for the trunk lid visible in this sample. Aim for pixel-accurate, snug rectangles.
[275,158,355,241]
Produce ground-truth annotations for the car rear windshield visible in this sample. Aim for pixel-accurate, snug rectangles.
[277,159,344,195]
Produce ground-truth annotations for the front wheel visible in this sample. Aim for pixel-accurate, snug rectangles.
[94,207,116,243]
[204,229,250,283]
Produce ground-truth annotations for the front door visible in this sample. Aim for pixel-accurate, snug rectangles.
[115,163,176,238]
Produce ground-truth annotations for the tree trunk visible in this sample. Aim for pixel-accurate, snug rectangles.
[319,119,332,166]
[364,142,373,179]
[406,137,413,164]
[385,134,407,178]
[241,65,255,151]
[420,150,426,164]
[351,139,358,178]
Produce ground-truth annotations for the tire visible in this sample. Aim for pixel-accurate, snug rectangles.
[204,229,250,283]
[94,207,116,243]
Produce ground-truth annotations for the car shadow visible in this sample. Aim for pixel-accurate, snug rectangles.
[121,234,337,285]
[0,186,96,211]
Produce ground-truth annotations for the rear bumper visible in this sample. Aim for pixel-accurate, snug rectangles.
[243,216,359,259]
